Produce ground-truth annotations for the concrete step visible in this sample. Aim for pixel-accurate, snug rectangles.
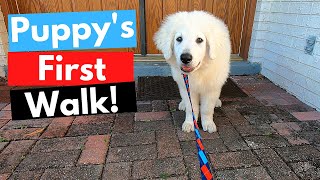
[134,61,261,78]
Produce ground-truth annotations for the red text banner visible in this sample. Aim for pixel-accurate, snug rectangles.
[8,52,134,86]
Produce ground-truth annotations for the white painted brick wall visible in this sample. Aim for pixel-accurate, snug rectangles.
[249,0,320,111]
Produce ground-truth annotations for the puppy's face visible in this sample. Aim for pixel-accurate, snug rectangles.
[173,29,207,73]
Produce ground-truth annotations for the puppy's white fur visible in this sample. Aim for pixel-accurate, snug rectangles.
[154,11,231,133]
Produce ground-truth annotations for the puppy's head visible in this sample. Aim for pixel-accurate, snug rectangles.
[173,28,206,73]
[154,11,230,74]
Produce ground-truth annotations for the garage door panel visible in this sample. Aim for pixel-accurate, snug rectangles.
[212,0,227,22]
[71,0,102,11]
[16,0,42,13]
[101,0,118,10]
[163,0,177,18]
[203,0,213,13]
[145,0,162,54]
[177,0,189,12]
[146,0,245,54]
[9,0,250,55]
[189,0,202,11]
[226,0,246,54]
[119,0,140,53]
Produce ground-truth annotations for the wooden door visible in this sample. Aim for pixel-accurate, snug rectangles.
[145,0,249,55]
[1,0,255,58]
[12,0,141,53]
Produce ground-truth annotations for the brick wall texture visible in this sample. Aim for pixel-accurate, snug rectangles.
[249,0,320,111]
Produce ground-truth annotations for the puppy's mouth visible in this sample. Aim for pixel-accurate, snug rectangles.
[180,62,201,73]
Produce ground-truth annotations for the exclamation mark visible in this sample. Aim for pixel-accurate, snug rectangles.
[110,86,118,113]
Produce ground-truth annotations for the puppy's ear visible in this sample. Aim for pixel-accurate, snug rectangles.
[206,33,217,60]
[153,15,178,60]
[204,15,231,60]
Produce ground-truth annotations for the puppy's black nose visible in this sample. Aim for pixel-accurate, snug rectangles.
[180,53,193,64]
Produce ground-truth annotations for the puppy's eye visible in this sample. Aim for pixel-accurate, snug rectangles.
[196,38,203,43]
[176,37,183,42]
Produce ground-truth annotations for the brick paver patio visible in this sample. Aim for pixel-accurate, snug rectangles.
[0,75,320,179]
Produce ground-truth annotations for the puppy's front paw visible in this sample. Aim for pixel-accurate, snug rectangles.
[215,99,222,107]
[202,120,217,133]
[178,100,186,111]
[182,121,194,132]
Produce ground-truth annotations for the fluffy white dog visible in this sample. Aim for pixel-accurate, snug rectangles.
[154,11,231,133]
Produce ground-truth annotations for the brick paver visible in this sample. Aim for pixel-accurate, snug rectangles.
[0,142,8,152]
[213,116,233,126]
[300,131,320,146]
[244,135,290,149]
[218,126,249,151]
[290,161,320,179]
[209,150,260,170]
[9,170,44,180]
[0,111,11,120]
[184,155,201,179]
[40,117,74,138]
[152,100,169,111]
[110,131,155,147]
[216,166,272,180]
[157,129,182,158]
[103,162,132,180]
[0,75,319,179]
[66,122,112,136]
[0,119,9,129]
[275,145,320,163]
[270,107,300,122]
[0,128,44,141]
[172,111,185,128]
[107,144,157,162]
[31,136,86,153]
[0,173,10,180]
[134,120,174,131]
[2,104,10,111]
[41,165,103,179]
[255,148,299,180]
[177,128,219,141]
[291,111,320,121]
[278,103,315,113]
[132,157,186,179]
[222,107,249,125]
[0,140,35,173]
[73,114,114,124]
[16,150,81,171]
[0,103,8,110]
[66,115,114,136]
[236,124,276,136]
[167,99,179,112]
[2,118,52,130]
[136,101,153,112]
[135,111,171,121]
[271,122,310,145]
[78,135,110,165]
[181,139,228,155]
[113,113,134,133]
[244,114,279,125]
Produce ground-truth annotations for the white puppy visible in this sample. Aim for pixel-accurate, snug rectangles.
[154,11,231,133]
